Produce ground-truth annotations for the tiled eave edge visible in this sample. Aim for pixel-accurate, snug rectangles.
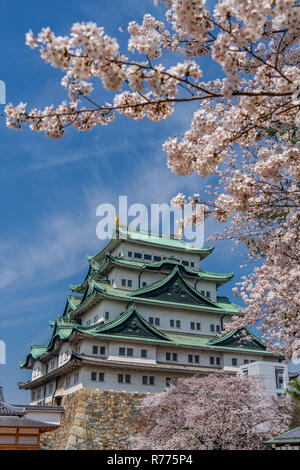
[20,328,276,377]
[265,438,300,445]
[70,290,236,319]
[93,236,214,262]
[71,330,276,356]
[94,253,234,283]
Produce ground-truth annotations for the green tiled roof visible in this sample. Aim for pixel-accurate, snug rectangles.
[208,327,267,350]
[92,226,215,262]
[165,331,271,354]
[20,302,273,369]
[117,226,214,253]
[19,345,48,368]
[77,303,171,342]
[100,252,233,283]
[69,252,234,295]
[71,266,239,317]
[265,427,300,445]
[215,296,241,313]
[62,294,82,318]
[131,266,221,308]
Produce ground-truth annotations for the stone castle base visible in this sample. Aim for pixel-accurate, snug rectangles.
[41,389,148,450]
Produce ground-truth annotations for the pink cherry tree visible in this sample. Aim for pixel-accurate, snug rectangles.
[131,375,292,450]
[3,1,300,358]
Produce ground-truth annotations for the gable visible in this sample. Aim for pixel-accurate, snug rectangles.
[86,304,171,342]
[133,268,220,308]
[209,328,267,351]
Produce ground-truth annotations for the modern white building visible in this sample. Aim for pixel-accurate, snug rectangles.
[19,226,284,405]
[239,361,289,396]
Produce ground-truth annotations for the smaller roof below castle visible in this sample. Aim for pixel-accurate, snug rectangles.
[265,427,300,445]
[0,386,26,416]
[0,415,59,431]
[0,402,25,417]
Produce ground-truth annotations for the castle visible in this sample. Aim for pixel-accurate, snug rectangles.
[19,226,281,405]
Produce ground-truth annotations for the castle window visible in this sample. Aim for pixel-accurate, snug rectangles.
[91,372,97,381]
[210,357,215,365]
[155,318,160,326]
[142,282,147,287]
[144,254,152,260]
[232,358,238,366]
[119,348,125,356]
[118,374,123,383]
[105,312,110,320]
[206,291,211,298]
[100,346,106,355]
[127,280,132,287]
[172,353,178,361]
[121,279,126,286]
[190,322,195,330]
[99,373,104,382]
[195,355,200,364]
[50,361,55,370]
[166,352,171,361]
[190,262,194,268]
[182,260,189,266]
[216,357,221,366]
[216,325,220,333]
[134,253,142,259]
[244,359,249,364]
[149,376,155,385]
[125,375,131,384]
[149,317,154,325]
[128,252,132,257]
[196,323,201,330]
[188,354,193,363]
[176,320,181,328]
[92,346,98,355]
[210,324,215,332]
[127,348,133,357]
[153,256,161,261]
[166,378,171,387]
[201,290,205,296]
[275,368,284,389]
[170,320,174,327]
[142,376,148,385]
[141,349,147,358]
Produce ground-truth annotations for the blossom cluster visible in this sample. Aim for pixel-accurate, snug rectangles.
[131,375,292,450]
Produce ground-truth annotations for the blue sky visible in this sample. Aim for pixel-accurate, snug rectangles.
[0,0,297,403]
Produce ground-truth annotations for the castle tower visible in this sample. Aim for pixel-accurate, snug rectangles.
[19,227,280,405]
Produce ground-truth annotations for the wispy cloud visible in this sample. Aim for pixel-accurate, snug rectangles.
[0,152,199,295]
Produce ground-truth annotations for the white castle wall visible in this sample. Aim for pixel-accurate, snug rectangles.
[110,242,201,269]
[79,299,225,337]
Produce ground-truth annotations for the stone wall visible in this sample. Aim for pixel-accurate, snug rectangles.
[41,389,149,450]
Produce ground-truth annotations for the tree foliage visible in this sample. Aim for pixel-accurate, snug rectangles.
[131,375,292,450]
